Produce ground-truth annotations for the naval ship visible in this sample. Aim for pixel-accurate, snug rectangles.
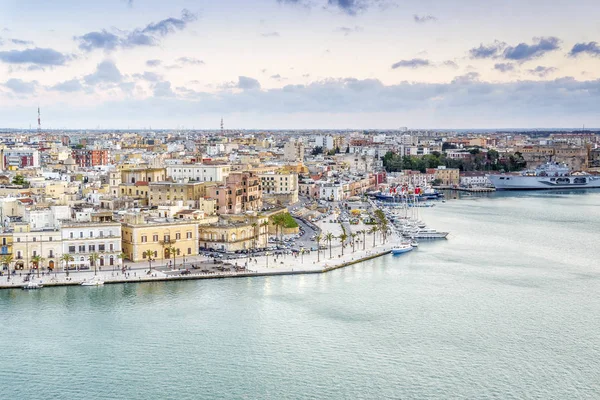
[488,162,600,190]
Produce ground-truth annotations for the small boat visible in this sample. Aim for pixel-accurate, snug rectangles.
[22,281,43,290]
[81,278,104,286]
[410,240,419,248]
[391,244,413,255]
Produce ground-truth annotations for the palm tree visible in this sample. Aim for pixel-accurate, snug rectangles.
[251,222,258,251]
[369,226,379,248]
[88,252,100,275]
[325,232,334,259]
[117,252,127,270]
[168,246,177,269]
[361,229,366,250]
[31,255,45,278]
[144,249,154,271]
[2,254,13,281]
[350,233,358,253]
[61,254,74,277]
[338,233,348,256]
[260,220,269,249]
[271,217,279,246]
[315,233,322,262]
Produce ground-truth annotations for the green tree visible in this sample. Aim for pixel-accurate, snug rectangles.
[369,226,379,248]
[144,249,154,271]
[338,233,348,256]
[88,252,100,276]
[12,175,28,186]
[325,232,334,259]
[315,233,322,262]
[61,254,74,276]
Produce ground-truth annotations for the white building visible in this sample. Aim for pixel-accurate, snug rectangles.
[166,164,231,183]
[61,222,122,270]
[459,172,491,187]
[318,182,345,201]
[1,147,40,169]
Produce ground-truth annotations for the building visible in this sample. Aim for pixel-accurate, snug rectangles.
[428,166,460,186]
[12,223,62,271]
[1,147,40,169]
[259,172,299,204]
[72,149,109,167]
[60,220,122,270]
[198,216,268,252]
[121,213,199,263]
[166,164,231,183]
[147,181,211,207]
[283,140,305,162]
[459,172,491,187]
[318,182,345,201]
[121,167,166,184]
[206,172,262,215]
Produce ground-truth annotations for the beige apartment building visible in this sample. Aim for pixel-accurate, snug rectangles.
[121,213,199,263]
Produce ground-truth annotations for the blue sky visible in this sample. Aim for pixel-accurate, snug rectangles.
[0,0,599,129]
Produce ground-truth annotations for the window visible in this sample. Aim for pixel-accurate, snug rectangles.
[153,235,158,242]
[154,251,158,257]
[187,247,191,254]
[33,237,36,242]
[80,232,83,238]
[142,252,147,259]
[164,235,170,242]
[89,245,96,252]
[17,251,22,259]
[90,231,93,238]
[79,245,85,252]
[70,232,74,239]
[109,244,114,251]
[100,231,104,238]
[176,233,181,240]
[69,246,75,253]
[99,244,105,252]
[186,232,192,239]
[49,237,53,242]
[49,250,54,258]
[16,238,20,243]
[33,251,37,257]
[176,248,180,255]
[142,235,147,243]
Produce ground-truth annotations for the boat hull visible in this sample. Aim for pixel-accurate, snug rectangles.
[391,247,413,255]
[488,175,600,190]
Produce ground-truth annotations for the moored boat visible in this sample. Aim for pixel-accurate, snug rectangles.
[22,281,43,290]
[391,244,413,255]
[81,278,104,286]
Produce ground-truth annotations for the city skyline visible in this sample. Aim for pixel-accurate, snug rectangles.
[1,0,600,129]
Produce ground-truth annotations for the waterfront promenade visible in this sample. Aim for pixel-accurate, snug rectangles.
[0,217,398,290]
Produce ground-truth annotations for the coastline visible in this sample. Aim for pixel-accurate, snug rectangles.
[0,247,393,290]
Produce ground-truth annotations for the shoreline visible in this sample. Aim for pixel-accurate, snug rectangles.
[0,248,393,291]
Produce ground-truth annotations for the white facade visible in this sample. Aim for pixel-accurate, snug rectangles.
[61,222,122,270]
[166,164,231,183]
[318,183,344,201]
[459,173,491,187]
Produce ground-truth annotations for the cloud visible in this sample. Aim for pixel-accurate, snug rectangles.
[176,57,204,65]
[503,37,560,61]
[9,38,34,46]
[153,81,175,97]
[261,32,280,37]
[443,60,459,69]
[76,9,197,52]
[4,78,38,94]
[569,41,600,57]
[146,59,161,67]
[50,79,84,92]
[237,76,261,90]
[528,66,557,77]
[75,30,120,52]
[391,58,429,69]
[133,71,163,82]
[451,72,480,84]
[494,63,514,72]
[469,41,506,59]
[271,74,282,79]
[470,37,560,62]
[84,60,123,85]
[0,47,69,66]
[413,14,437,23]
[335,26,363,36]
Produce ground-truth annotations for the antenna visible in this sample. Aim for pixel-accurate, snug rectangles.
[221,117,224,133]
[37,106,41,134]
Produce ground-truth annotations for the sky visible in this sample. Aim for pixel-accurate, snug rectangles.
[0,0,599,129]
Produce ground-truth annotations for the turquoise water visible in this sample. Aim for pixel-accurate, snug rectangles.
[2,192,600,399]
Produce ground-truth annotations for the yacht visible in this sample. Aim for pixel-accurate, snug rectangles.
[81,277,105,286]
[488,162,600,190]
[22,281,43,290]
[391,243,414,255]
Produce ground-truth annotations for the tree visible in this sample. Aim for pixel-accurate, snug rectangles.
[2,255,12,281]
[315,233,322,262]
[168,246,177,269]
[350,233,358,253]
[325,232,334,259]
[144,250,154,271]
[61,254,74,277]
[369,226,379,248]
[88,252,100,276]
[12,174,28,186]
[31,255,45,278]
[361,229,366,250]
[117,252,127,269]
[338,233,348,256]
[260,220,269,249]
[251,222,258,251]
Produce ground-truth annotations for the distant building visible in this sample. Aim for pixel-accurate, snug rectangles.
[166,164,231,183]
[72,149,109,167]
[428,166,460,186]
[2,147,40,169]
[459,172,490,187]
[283,140,305,162]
